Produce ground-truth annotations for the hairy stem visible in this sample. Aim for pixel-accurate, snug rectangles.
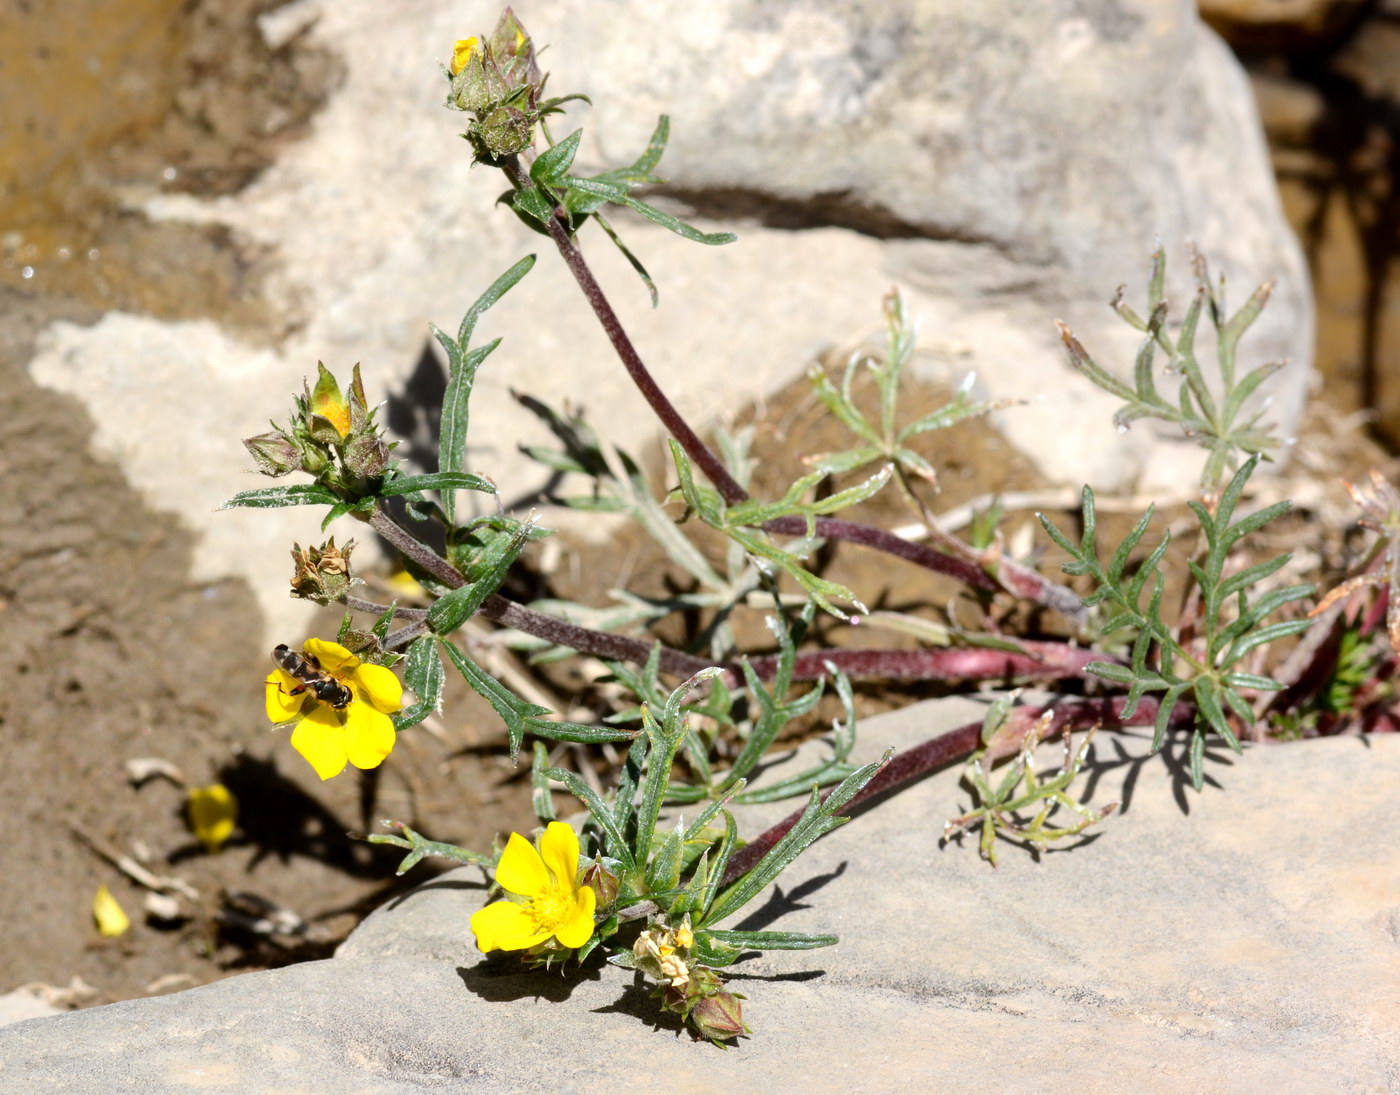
[365,509,1098,684]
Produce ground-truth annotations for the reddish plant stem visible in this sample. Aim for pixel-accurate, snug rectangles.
[718,695,1193,887]
[496,156,1084,610]
[367,510,1100,685]
[748,641,1115,685]
[369,508,713,676]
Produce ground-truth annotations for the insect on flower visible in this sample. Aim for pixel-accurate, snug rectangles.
[272,644,353,709]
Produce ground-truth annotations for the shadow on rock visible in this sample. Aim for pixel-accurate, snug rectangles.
[456,954,602,1004]
[731,861,847,933]
[588,973,687,1036]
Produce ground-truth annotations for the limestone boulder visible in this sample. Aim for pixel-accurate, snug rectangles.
[21,0,1311,641]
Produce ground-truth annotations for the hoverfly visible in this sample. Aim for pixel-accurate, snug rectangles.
[271,644,353,709]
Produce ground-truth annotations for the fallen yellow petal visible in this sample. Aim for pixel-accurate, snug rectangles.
[93,885,131,937]
[188,784,238,853]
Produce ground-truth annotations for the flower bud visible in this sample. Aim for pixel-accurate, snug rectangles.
[579,861,620,911]
[243,429,300,477]
[308,362,351,441]
[475,104,534,159]
[445,8,544,159]
[689,990,750,1044]
[344,434,391,482]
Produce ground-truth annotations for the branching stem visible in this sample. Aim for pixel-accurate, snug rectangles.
[365,508,1099,685]
[496,155,1086,616]
[719,695,1193,886]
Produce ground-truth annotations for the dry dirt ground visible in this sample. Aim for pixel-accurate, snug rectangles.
[3,0,1398,1014]
[0,0,541,1008]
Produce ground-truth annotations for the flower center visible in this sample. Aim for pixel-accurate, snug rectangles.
[529,884,570,930]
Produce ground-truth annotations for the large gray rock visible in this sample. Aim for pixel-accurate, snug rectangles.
[3,696,1395,1093]
[23,0,1309,642]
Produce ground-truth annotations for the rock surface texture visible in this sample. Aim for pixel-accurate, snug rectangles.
[4,696,1397,1093]
[20,0,1311,642]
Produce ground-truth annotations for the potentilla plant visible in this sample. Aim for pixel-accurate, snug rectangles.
[222,6,1348,1044]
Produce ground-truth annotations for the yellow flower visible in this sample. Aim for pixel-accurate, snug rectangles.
[450,36,478,76]
[93,885,130,937]
[265,638,403,781]
[471,822,597,953]
[187,784,238,853]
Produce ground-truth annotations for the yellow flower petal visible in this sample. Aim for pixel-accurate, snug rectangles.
[265,669,306,723]
[352,662,403,714]
[290,706,348,780]
[342,702,396,771]
[187,784,238,853]
[311,363,351,438]
[304,638,358,673]
[495,832,550,897]
[450,37,478,76]
[539,821,580,889]
[93,885,130,937]
[553,883,597,949]
[471,898,550,953]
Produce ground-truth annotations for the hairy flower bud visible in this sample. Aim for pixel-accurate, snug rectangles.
[344,434,391,483]
[309,362,351,440]
[445,8,544,159]
[243,429,300,477]
[579,861,620,911]
[689,990,750,1045]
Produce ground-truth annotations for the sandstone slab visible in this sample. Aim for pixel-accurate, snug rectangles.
[4,696,1396,1093]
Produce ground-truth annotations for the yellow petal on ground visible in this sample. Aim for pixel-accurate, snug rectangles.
[290,707,349,780]
[265,670,305,722]
[450,36,478,75]
[538,821,580,888]
[187,784,238,853]
[93,885,130,937]
[554,883,597,949]
[471,899,549,953]
[352,662,403,714]
[495,832,550,897]
[385,568,427,597]
[303,637,358,673]
[342,702,396,771]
